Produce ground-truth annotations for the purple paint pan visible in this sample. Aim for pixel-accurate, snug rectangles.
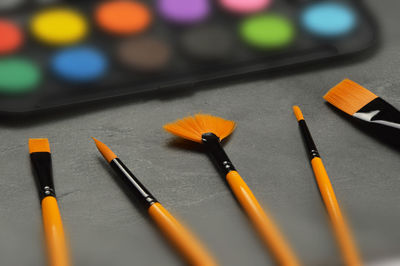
[157,0,211,24]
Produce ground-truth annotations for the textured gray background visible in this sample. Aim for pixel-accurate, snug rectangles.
[1,1,399,265]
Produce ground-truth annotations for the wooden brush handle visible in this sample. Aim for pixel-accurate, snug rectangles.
[148,203,217,266]
[41,196,70,266]
[311,158,361,266]
[226,171,300,266]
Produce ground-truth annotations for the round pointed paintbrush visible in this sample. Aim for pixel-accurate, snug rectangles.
[164,114,300,266]
[92,138,217,266]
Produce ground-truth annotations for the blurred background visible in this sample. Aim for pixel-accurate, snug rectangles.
[0,0,399,265]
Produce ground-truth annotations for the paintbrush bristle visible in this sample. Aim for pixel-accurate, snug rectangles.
[292,106,304,121]
[92,137,118,163]
[29,138,50,154]
[323,79,378,116]
[164,114,236,143]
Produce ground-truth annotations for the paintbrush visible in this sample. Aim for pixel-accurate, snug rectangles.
[292,106,361,266]
[324,79,400,129]
[29,138,70,266]
[92,138,217,266]
[164,114,300,266]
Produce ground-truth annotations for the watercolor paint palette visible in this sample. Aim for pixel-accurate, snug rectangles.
[0,0,378,114]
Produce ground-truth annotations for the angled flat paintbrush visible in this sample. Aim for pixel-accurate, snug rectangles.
[29,138,70,266]
[92,138,217,266]
[164,114,300,266]
[324,79,400,129]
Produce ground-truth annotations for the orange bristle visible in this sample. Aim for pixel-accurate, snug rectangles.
[29,138,51,153]
[323,79,378,116]
[163,114,236,143]
[292,106,304,121]
[92,137,118,163]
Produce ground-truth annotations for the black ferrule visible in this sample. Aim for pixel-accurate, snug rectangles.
[110,158,158,208]
[201,133,236,175]
[298,120,320,160]
[30,152,56,200]
[358,97,400,124]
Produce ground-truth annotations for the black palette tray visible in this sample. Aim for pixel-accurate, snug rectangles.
[0,0,378,114]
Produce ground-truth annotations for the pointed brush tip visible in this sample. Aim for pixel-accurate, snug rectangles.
[91,137,103,147]
[92,138,117,163]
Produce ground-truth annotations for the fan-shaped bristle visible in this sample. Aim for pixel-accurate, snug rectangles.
[164,114,236,143]
[323,79,378,116]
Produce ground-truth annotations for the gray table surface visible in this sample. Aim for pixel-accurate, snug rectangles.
[1,1,399,265]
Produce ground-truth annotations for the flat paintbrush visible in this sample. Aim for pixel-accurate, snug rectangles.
[324,79,400,129]
[29,138,70,266]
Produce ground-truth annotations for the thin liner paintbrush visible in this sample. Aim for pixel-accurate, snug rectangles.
[292,106,361,266]
[164,114,300,266]
[29,138,70,266]
[92,138,217,266]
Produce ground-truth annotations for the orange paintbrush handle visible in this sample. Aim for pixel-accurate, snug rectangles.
[311,158,361,266]
[148,202,217,266]
[41,196,70,266]
[226,171,300,266]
